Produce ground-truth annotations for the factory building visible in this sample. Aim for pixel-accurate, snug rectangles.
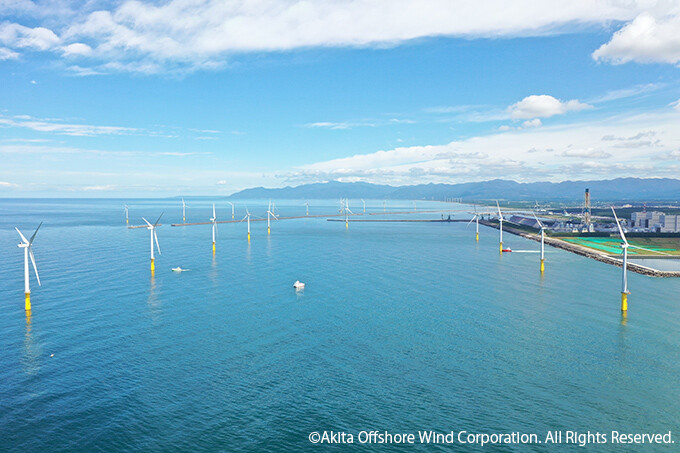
[661,215,680,233]
[630,211,664,229]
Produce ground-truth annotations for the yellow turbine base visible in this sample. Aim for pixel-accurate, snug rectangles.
[540,259,545,273]
[247,232,250,242]
[25,292,31,311]
[212,242,215,254]
[476,232,479,242]
[183,216,186,222]
[345,221,348,229]
[150,258,155,272]
[126,219,129,224]
[268,227,271,235]
[499,242,503,254]
[621,292,628,312]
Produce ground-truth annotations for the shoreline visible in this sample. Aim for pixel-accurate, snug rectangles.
[480,220,680,278]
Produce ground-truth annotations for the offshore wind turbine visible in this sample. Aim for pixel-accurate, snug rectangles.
[467,209,479,242]
[240,207,252,242]
[210,203,217,254]
[124,205,129,225]
[532,211,546,273]
[612,207,630,312]
[181,198,188,222]
[227,201,234,219]
[342,199,353,229]
[16,222,42,311]
[361,199,365,213]
[305,201,309,216]
[496,201,504,254]
[267,201,278,235]
[142,213,163,273]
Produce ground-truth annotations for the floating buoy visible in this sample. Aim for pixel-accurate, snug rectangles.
[293,280,305,289]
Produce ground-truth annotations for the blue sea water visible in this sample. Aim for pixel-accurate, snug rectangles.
[1,198,679,452]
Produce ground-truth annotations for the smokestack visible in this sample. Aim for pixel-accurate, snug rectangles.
[584,188,591,229]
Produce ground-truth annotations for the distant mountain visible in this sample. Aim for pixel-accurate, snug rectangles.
[228,178,680,201]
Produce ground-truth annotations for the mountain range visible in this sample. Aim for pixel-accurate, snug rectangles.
[227,178,680,201]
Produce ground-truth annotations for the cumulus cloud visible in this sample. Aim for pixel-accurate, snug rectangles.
[0,181,18,188]
[593,12,680,65]
[672,99,680,111]
[0,22,60,50]
[283,109,680,184]
[509,95,592,119]
[522,118,542,128]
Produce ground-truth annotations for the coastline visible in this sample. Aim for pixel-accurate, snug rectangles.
[480,220,680,278]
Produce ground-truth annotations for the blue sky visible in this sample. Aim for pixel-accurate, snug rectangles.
[1,0,680,197]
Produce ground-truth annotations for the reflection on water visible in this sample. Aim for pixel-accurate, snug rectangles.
[22,310,40,376]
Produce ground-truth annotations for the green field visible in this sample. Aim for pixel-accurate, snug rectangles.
[559,237,680,255]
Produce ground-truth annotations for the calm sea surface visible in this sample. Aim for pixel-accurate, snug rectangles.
[1,198,679,452]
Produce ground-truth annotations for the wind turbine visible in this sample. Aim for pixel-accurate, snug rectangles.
[532,211,546,273]
[305,201,309,216]
[227,201,234,219]
[383,200,386,212]
[210,203,217,254]
[267,200,278,235]
[467,209,479,242]
[612,207,630,312]
[240,207,252,242]
[124,205,129,225]
[181,198,188,222]
[16,222,42,311]
[496,201,504,254]
[142,213,163,273]
[361,199,365,213]
[413,200,417,211]
[342,199,353,229]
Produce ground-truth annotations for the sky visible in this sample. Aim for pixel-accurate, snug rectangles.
[1,0,680,197]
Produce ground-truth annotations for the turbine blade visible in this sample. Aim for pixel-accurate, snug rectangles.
[28,221,42,245]
[213,203,216,218]
[496,200,503,219]
[611,207,628,244]
[628,245,670,255]
[15,227,29,244]
[154,230,161,255]
[153,212,164,227]
[29,248,41,286]
[531,210,543,228]
[466,216,476,227]
[142,217,153,227]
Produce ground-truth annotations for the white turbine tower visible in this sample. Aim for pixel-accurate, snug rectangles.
[267,201,278,235]
[210,203,217,254]
[142,213,163,273]
[361,199,365,213]
[532,211,546,273]
[496,201,504,254]
[181,198,188,222]
[16,222,42,311]
[305,201,309,216]
[124,205,129,225]
[227,201,234,219]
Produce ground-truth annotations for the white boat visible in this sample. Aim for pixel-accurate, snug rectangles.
[293,280,305,289]
[172,267,186,272]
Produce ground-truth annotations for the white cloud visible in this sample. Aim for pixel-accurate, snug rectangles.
[672,99,680,111]
[522,118,542,128]
[0,181,18,188]
[0,46,19,59]
[593,12,680,65]
[0,115,138,136]
[0,0,654,73]
[284,109,680,184]
[509,95,592,119]
[0,22,60,50]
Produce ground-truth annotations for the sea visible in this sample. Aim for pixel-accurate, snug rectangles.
[1,198,679,452]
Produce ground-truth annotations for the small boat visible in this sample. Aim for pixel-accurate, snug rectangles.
[293,280,305,289]
[172,267,186,272]
[502,248,512,253]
